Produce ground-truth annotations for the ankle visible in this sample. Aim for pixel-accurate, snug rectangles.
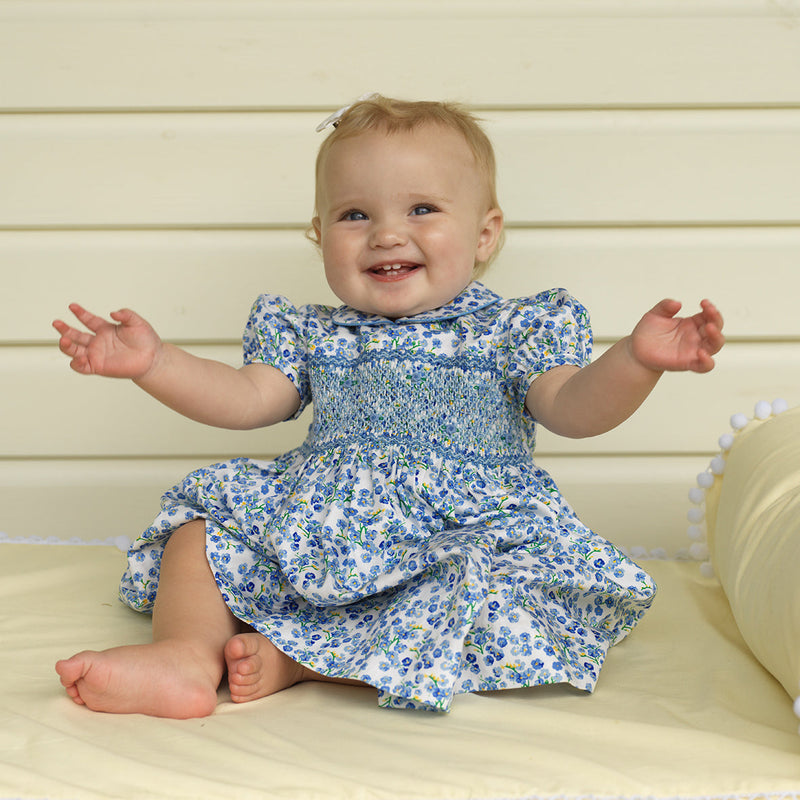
[154,637,226,686]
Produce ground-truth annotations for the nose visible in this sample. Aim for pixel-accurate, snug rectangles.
[368,218,407,249]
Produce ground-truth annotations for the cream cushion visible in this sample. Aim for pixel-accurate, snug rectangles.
[704,403,800,703]
[2,543,799,800]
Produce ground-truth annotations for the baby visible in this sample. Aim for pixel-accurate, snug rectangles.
[54,96,724,717]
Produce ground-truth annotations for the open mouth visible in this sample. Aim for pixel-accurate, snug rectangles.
[369,263,421,280]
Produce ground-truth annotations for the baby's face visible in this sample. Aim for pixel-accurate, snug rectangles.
[313,125,502,319]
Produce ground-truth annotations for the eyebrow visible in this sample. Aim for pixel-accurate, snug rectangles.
[406,192,451,205]
[325,191,452,214]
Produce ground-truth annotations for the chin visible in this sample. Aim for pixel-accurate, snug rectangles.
[356,293,425,320]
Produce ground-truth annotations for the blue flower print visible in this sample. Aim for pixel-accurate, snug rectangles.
[118,282,656,711]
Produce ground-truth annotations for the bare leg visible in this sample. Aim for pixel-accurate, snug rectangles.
[56,520,237,718]
[56,519,370,714]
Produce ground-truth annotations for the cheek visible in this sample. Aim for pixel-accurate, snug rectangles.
[320,232,345,268]
[321,238,353,290]
[425,224,480,268]
[421,224,463,255]
[322,227,357,256]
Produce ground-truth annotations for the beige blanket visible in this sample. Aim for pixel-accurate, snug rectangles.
[1,543,798,800]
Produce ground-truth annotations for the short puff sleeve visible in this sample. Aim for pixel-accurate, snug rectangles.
[242,294,311,419]
[504,289,593,408]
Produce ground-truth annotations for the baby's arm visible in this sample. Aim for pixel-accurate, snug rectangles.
[53,303,300,429]
[526,298,724,439]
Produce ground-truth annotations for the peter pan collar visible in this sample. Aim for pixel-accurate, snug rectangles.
[331,282,502,327]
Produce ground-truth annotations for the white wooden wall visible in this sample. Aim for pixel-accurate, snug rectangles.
[2,1,799,551]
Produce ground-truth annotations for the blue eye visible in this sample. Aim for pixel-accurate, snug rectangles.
[342,209,368,221]
[411,205,436,216]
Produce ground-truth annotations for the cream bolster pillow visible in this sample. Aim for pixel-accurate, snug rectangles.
[701,402,800,703]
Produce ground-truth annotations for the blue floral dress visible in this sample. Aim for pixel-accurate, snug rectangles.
[120,282,656,711]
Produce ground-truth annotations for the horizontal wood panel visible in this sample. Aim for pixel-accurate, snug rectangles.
[2,1,794,572]
[2,343,795,459]
[3,111,800,227]
[5,227,799,343]
[0,455,712,553]
[1,2,799,110]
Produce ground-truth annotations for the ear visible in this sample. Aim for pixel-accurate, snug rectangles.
[476,208,503,262]
[311,217,322,245]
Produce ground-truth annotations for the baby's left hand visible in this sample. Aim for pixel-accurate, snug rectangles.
[630,299,725,373]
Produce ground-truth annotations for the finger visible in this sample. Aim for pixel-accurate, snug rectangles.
[52,319,71,337]
[69,355,94,376]
[68,303,111,334]
[700,299,724,332]
[651,298,682,318]
[53,327,95,362]
[697,300,725,354]
[109,308,138,325]
[53,319,93,347]
[702,322,726,356]
[691,351,717,374]
[57,334,83,358]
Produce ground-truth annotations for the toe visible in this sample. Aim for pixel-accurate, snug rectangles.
[224,633,256,664]
[229,668,260,687]
[56,653,93,688]
[237,655,260,676]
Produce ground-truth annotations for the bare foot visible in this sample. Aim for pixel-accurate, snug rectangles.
[55,640,222,719]
[224,632,307,703]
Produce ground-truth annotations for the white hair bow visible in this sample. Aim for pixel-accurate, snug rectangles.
[315,93,379,133]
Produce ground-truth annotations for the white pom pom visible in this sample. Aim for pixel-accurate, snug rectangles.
[687,525,704,541]
[690,542,710,561]
[754,400,772,420]
[697,472,715,489]
[687,507,705,524]
[688,487,705,505]
[710,456,726,476]
[630,546,648,559]
[718,432,735,451]
[730,413,749,430]
[773,398,789,415]
[113,535,131,552]
[650,547,668,560]
[794,694,800,719]
[699,561,715,579]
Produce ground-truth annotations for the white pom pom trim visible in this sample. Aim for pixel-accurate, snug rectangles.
[688,488,705,505]
[718,432,735,451]
[687,399,793,579]
[687,525,704,541]
[730,413,749,431]
[687,507,705,524]
[754,400,772,420]
[696,472,715,489]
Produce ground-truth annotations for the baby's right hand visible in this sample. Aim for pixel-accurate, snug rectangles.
[53,304,162,379]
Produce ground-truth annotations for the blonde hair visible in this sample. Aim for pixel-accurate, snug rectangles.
[310,95,504,276]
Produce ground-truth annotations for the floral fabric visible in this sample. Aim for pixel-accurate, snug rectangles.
[120,282,656,711]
